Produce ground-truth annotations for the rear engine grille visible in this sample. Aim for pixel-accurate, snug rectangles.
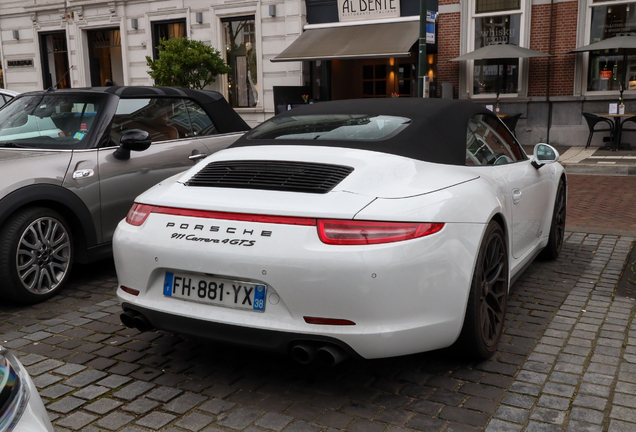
[185,161,354,194]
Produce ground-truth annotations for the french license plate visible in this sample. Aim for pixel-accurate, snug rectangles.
[163,272,266,312]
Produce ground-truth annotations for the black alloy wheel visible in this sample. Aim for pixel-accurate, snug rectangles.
[0,207,73,304]
[540,179,567,260]
[456,221,509,359]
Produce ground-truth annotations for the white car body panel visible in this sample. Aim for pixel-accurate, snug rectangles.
[177,146,481,199]
[14,370,53,432]
[1,348,53,432]
[114,142,565,359]
[115,216,484,358]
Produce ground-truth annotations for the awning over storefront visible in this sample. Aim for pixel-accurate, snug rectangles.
[271,21,419,62]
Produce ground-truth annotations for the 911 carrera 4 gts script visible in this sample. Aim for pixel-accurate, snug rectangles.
[170,233,256,246]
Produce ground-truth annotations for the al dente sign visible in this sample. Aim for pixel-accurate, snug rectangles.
[337,0,400,21]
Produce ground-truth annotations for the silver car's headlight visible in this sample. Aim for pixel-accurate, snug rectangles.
[0,346,30,432]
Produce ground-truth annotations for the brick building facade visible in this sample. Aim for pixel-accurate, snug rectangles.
[0,0,633,146]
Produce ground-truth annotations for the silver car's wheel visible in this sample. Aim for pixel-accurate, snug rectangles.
[1,207,73,304]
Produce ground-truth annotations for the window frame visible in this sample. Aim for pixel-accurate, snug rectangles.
[213,7,263,112]
[581,0,636,97]
[465,113,527,166]
[151,18,188,61]
[110,97,196,145]
[465,0,530,99]
[221,15,259,109]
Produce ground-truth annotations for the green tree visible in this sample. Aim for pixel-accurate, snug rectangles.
[146,37,231,89]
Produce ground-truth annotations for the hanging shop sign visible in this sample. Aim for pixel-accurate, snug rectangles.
[426,11,436,44]
[337,0,400,22]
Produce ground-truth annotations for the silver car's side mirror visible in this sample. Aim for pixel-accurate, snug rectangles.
[531,143,559,169]
[114,129,152,161]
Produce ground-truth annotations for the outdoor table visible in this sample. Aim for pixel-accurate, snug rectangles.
[596,113,635,150]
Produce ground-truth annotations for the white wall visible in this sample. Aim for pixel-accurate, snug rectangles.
[0,0,306,124]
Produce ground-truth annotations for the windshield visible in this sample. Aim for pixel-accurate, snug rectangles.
[246,114,411,141]
[0,94,105,149]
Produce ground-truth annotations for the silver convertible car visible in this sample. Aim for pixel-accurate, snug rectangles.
[0,87,250,304]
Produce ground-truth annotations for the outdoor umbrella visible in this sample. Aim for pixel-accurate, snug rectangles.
[568,35,636,53]
[450,43,553,98]
[568,35,636,92]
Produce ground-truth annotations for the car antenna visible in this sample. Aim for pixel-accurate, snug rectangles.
[46,65,74,92]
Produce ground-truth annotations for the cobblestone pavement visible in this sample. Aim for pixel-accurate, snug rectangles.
[0,176,635,432]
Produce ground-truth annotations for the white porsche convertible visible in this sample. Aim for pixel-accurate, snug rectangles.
[113,98,566,364]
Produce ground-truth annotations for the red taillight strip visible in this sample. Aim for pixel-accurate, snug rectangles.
[304,316,356,326]
[150,206,317,226]
[119,286,140,296]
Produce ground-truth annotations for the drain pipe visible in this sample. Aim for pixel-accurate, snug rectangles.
[546,0,555,143]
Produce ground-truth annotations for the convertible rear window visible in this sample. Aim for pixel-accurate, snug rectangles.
[246,114,411,141]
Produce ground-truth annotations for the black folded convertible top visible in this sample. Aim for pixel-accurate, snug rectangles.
[231,98,492,166]
[30,86,251,135]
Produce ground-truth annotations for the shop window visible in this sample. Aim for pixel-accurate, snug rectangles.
[111,98,192,143]
[88,29,123,87]
[222,16,258,108]
[471,11,522,96]
[152,19,186,60]
[587,3,636,92]
[40,32,71,89]
[362,65,387,97]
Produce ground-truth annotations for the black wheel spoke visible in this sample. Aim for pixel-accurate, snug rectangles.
[478,232,507,348]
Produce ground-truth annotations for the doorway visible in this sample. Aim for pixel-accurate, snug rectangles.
[87,29,123,86]
[40,32,71,89]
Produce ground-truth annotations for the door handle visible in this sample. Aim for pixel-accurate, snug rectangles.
[512,188,522,204]
[188,153,208,161]
[73,169,94,179]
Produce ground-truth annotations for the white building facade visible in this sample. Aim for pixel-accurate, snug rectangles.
[0,0,306,126]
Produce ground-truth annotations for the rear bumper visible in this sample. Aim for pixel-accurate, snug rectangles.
[121,302,362,358]
[114,215,486,359]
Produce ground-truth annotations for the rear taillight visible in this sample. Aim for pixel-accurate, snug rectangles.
[125,203,443,244]
[317,220,444,245]
[125,203,154,226]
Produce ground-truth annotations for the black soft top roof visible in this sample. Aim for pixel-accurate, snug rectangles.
[21,86,250,134]
[231,98,492,165]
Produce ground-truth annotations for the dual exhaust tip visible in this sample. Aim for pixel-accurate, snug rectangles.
[120,311,349,366]
[120,310,154,333]
[291,343,349,366]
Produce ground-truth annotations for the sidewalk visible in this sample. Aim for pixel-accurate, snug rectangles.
[522,145,636,176]
[485,232,636,432]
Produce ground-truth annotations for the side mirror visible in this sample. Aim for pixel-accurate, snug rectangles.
[531,143,559,169]
[114,129,151,160]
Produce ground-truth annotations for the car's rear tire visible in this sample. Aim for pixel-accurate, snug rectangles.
[456,221,508,360]
[540,178,566,261]
[0,207,73,304]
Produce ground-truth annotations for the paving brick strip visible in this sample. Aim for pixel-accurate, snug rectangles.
[0,231,633,432]
[486,234,636,432]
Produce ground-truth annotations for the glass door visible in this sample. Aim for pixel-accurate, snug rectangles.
[87,29,123,87]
